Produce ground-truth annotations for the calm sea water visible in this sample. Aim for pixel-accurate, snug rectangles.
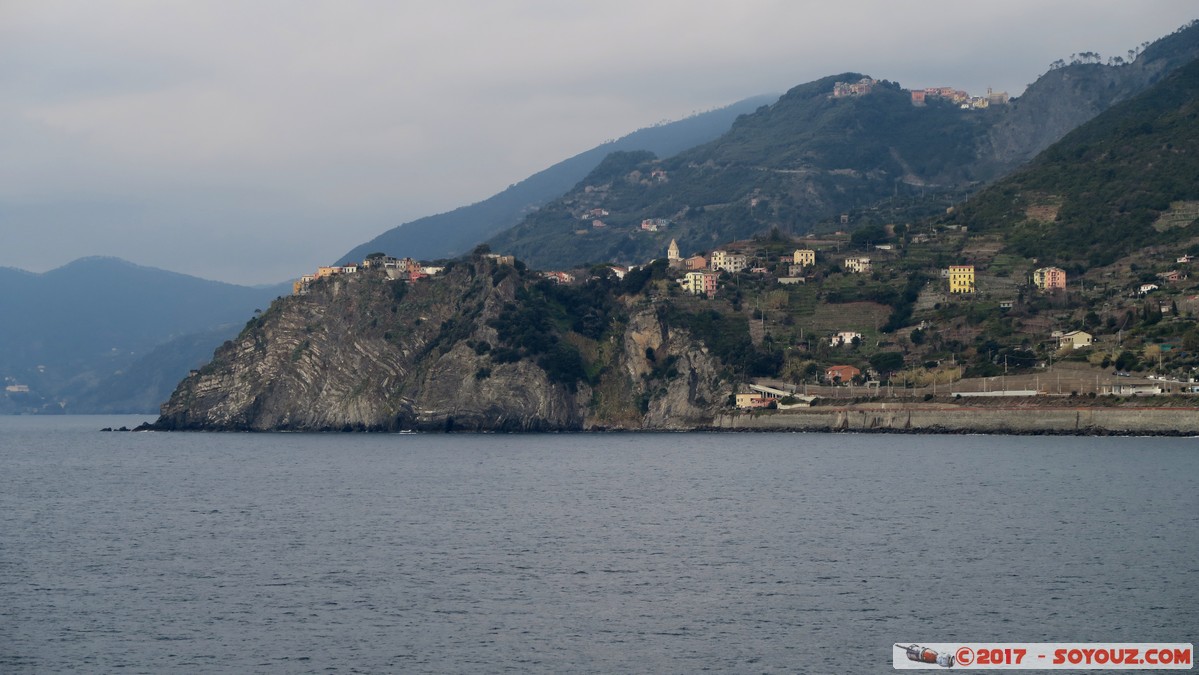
[1,416,1196,674]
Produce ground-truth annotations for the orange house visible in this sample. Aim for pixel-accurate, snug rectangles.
[825,365,861,384]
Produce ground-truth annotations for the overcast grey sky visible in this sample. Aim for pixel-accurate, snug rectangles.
[2,1,1195,285]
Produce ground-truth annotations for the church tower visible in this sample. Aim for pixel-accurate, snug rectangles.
[667,238,680,261]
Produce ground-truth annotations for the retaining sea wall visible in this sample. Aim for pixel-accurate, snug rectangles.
[713,405,1199,435]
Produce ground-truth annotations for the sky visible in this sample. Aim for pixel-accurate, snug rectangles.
[2,1,1196,285]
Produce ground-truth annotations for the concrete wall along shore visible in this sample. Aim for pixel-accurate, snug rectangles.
[714,405,1199,435]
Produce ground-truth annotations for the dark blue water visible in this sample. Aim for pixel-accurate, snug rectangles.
[1,416,1196,673]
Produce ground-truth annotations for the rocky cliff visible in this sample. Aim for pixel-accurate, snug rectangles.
[152,257,729,431]
[987,21,1199,167]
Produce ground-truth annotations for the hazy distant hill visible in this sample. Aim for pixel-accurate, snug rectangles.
[66,325,246,415]
[337,94,777,265]
[487,22,1199,269]
[0,257,288,413]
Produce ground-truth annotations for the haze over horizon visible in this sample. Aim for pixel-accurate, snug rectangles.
[3,1,1196,286]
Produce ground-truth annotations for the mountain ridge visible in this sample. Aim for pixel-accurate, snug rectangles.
[0,257,289,414]
[486,22,1199,270]
[337,94,778,264]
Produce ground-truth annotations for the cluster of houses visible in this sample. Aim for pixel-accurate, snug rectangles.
[830,76,1010,110]
[734,366,868,409]
[832,77,878,98]
[294,234,1198,402]
[292,255,448,295]
[666,238,1003,300]
[910,86,1010,109]
[943,265,1067,295]
[315,230,1158,316]
[670,239,873,298]
[581,207,611,230]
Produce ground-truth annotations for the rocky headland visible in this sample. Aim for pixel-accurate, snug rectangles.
[150,257,727,432]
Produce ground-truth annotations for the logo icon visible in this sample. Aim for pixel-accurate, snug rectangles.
[897,643,956,668]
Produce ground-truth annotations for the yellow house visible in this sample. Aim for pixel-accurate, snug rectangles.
[681,271,719,296]
[949,265,975,293]
[793,249,816,267]
[735,393,768,408]
[1057,330,1093,350]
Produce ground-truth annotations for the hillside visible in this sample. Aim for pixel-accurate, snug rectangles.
[487,22,1199,270]
[486,75,995,269]
[153,42,1199,432]
[987,19,1199,166]
[956,56,1199,269]
[337,95,777,265]
[151,255,731,431]
[0,258,288,414]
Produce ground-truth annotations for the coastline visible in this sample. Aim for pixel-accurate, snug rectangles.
[709,402,1199,436]
[133,400,1199,436]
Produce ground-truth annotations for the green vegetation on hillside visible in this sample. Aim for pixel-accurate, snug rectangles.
[476,53,1199,396]
[488,72,1007,269]
[959,58,1199,269]
[486,22,1199,274]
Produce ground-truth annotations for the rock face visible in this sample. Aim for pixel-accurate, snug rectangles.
[988,24,1199,167]
[153,258,728,431]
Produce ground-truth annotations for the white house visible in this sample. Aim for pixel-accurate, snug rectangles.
[830,331,863,347]
[844,257,872,274]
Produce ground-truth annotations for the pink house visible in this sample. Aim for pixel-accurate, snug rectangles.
[1033,266,1066,291]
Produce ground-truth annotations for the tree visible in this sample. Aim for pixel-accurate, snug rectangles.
[851,224,888,250]
[1183,329,1199,353]
[869,351,905,375]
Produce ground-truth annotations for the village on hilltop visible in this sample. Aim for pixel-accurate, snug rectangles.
[832,76,1010,109]
[292,255,451,295]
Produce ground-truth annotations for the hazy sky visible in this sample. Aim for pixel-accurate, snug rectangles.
[3,1,1195,285]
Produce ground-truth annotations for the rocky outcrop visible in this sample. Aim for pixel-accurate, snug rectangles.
[988,24,1199,168]
[152,259,728,432]
[584,304,727,430]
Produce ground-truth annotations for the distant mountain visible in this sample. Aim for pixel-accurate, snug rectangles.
[0,257,288,413]
[66,324,245,414]
[337,94,778,265]
[486,21,1199,269]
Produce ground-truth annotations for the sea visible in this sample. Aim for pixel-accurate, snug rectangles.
[1,416,1195,674]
